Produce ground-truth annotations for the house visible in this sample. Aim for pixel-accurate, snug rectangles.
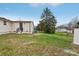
[56,24,72,33]
[0,17,34,34]
[56,28,68,32]
[56,27,72,33]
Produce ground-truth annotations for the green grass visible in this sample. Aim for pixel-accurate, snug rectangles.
[0,32,78,56]
[34,32,73,48]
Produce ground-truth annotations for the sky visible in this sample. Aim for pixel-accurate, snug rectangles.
[0,3,79,26]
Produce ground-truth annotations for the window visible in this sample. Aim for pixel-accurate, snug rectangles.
[3,21,7,25]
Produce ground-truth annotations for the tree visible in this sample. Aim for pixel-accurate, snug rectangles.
[67,16,79,33]
[37,7,57,33]
[75,21,79,28]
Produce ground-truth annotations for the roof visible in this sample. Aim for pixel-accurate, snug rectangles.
[11,21,33,23]
[0,17,33,23]
[0,17,11,21]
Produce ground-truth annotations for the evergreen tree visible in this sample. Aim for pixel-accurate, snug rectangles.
[38,7,57,33]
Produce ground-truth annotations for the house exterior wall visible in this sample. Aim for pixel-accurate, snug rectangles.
[22,22,34,34]
[23,22,30,33]
[0,20,11,34]
[73,28,79,45]
[0,20,34,34]
[11,22,19,32]
[30,22,34,34]
[11,22,34,34]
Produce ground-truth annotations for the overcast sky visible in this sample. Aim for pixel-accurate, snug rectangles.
[0,3,79,26]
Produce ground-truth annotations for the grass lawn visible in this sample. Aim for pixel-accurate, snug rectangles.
[0,32,79,56]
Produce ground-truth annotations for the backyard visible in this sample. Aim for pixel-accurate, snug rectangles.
[0,32,79,56]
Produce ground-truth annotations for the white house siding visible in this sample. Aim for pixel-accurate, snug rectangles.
[23,22,34,34]
[23,22,30,33]
[73,28,79,45]
[0,19,34,34]
[0,20,11,34]
[11,22,19,32]
[30,22,34,34]
[11,22,34,34]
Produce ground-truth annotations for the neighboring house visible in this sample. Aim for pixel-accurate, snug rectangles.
[56,28,67,32]
[56,28,72,33]
[56,25,72,33]
[0,17,34,34]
